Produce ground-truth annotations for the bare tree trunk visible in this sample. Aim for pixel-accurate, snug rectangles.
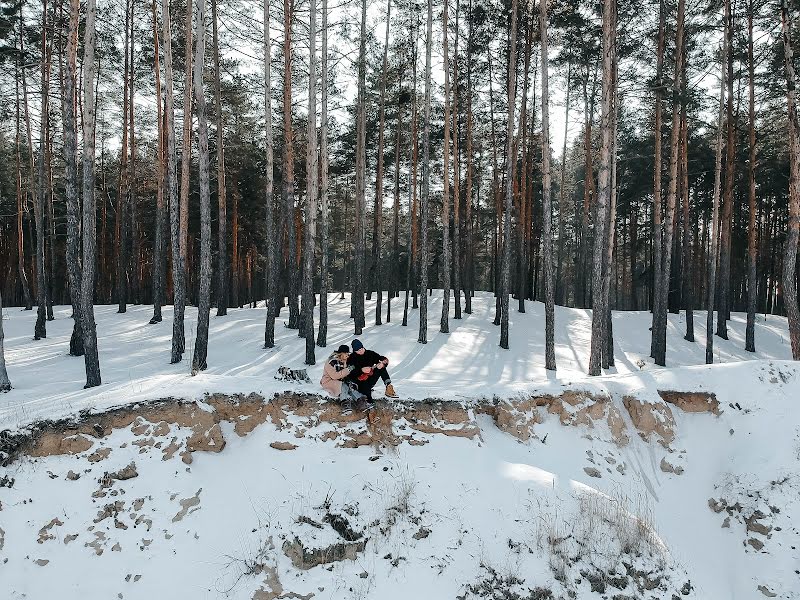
[303,0,318,365]
[150,0,166,324]
[781,0,800,359]
[283,0,299,329]
[212,0,228,316]
[540,0,555,370]
[372,0,391,326]
[116,0,130,314]
[488,51,501,325]
[556,61,571,306]
[452,0,462,320]
[129,0,140,305]
[81,0,101,387]
[653,0,685,366]
[419,0,433,344]
[34,0,50,340]
[717,0,735,338]
[15,53,33,312]
[681,86,694,342]
[588,0,615,375]
[354,0,368,335]
[577,75,595,309]
[464,0,474,315]
[650,0,665,357]
[316,0,329,346]
[192,0,212,374]
[231,174,240,307]
[707,23,727,365]
[516,17,532,314]
[745,0,757,352]
[0,292,11,391]
[389,43,403,323]
[164,0,185,363]
[264,0,277,348]
[62,0,84,355]
[499,0,519,350]
[603,68,619,367]
[403,11,419,327]
[440,0,451,333]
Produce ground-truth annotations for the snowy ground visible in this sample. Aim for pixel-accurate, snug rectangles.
[1,292,799,599]
[0,291,794,430]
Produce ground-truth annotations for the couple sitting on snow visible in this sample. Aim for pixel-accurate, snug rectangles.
[320,339,398,410]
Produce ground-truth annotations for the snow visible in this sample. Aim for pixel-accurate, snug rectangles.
[1,292,799,599]
[0,291,794,429]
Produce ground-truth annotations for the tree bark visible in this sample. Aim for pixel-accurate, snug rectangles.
[283,0,299,329]
[555,61,571,306]
[264,0,277,348]
[650,0,665,357]
[540,0,556,371]
[452,0,462,320]
[15,51,33,312]
[303,0,318,365]
[780,0,800,360]
[164,0,185,363]
[129,0,140,305]
[717,0,735,338]
[116,0,130,314]
[0,292,11,391]
[317,0,329,346]
[34,0,50,340]
[354,0,368,335]
[588,0,615,375]
[441,0,452,333]
[150,0,166,324]
[707,24,727,365]
[81,0,101,387]
[212,0,228,316]
[192,0,212,374]
[464,0,474,314]
[62,0,84,355]
[419,0,433,344]
[745,0,757,352]
[681,83,694,342]
[499,0,518,350]
[653,0,685,366]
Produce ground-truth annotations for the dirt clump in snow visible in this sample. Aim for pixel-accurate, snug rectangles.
[622,396,676,447]
[658,390,721,415]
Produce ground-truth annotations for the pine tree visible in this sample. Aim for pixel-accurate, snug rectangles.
[303,0,318,365]
[419,0,432,344]
[0,291,11,392]
[317,0,330,347]
[212,0,228,317]
[264,0,277,348]
[540,0,555,371]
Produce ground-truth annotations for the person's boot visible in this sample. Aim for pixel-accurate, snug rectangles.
[341,398,353,416]
[385,384,398,399]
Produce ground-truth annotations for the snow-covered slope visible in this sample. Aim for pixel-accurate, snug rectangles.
[1,293,798,599]
[0,291,793,429]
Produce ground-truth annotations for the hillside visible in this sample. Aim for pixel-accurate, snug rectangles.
[1,292,798,600]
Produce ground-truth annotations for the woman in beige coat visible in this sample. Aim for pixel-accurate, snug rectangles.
[320,345,364,405]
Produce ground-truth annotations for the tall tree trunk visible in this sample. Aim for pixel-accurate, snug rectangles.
[577,75,595,309]
[419,0,432,344]
[707,20,727,364]
[745,0,757,352]
[192,0,212,373]
[34,0,50,340]
[488,51,501,325]
[650,0,666,357]
[540,0,556,370]
[129,0,140,305]
[372,0,391,326]
[389,43,403,323]
[264,0,277,348]
[164,0,185,363]
[403,11,419,326]
[441,0,451,333]
[681,84,694,342]
[653,0,685,366]
[81,0,101,387]
[516,17,532,314]
[0,292,11,391]
[588,0,615,375]
[231,172,240,307]
[717,0,735,338]
[556,61,571,306]
[284,0,299,329]
[499,0,519,350]
[464,0,474,314]
[303,0,318,365]
[62,0,84,355]
[452,0,462,320]
[150,0,166,324]
[603,65,619,367]
[317,0,329,346]
[15,53,33,312]
[116,0,130,314]
[781,0,800,360]
[212,0,228,316]
[354,0,368,335]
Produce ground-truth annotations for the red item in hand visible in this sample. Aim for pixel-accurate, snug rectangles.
[357,366,374,381]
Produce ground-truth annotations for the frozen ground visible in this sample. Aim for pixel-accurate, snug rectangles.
[0,290,794,429]
[1,292,798,599]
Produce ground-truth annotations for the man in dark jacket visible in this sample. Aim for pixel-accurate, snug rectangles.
[346,339,399,400]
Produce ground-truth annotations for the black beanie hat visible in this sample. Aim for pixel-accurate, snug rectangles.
[336,344,350,354]
[352,339,364,352]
